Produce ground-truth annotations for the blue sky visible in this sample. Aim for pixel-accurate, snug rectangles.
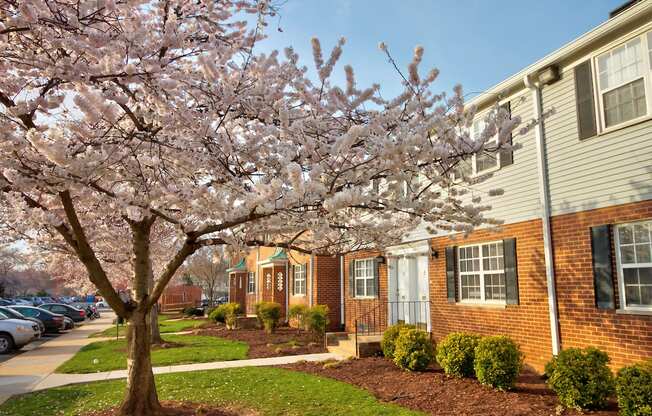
[257,0,625,100]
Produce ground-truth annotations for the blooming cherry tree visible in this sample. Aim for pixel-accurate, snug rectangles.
[0,0,520,414]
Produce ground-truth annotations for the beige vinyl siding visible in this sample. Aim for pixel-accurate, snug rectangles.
[541,68,652,216]
[404,90,543,242]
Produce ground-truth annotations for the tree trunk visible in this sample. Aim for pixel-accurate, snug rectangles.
[148,266,163,344]
[118,309,162,416]
[150,302,163,344]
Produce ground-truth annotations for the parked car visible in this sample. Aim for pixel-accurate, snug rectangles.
[0,311,40,353]
[95,300,109,309]
[0,306,44,335]
[10,298,32,305]
[8,306,65,334]
[39,303,86,323]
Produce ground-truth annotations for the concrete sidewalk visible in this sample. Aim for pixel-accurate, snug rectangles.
[33,352,340,391]
[0,312,116,403]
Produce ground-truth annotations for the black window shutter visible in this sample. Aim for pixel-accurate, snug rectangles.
[499,101,514,168]
[291,265,295,296]
[372,258,380,298]
[445,247,457,303]
[590,225,615,309]
[503,238,519,305]
[348,260,355,298]
[574,60,597,140]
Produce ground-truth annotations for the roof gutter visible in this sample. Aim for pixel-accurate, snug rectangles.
[524,73,560,356]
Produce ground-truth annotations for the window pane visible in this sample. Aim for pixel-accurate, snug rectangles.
[621,245,636,263]
[640,267,652,285]
[366,278,375,296]
[356,279,365,297]
[625,285,641,306]
[636,244,651,263]
[619,226,633,244]
[624,268,638,285]
[641,286,652,305]
[476,152,498,172]
[598,38,643,91]
[634,223,650,243]
[603,79,647,127]
[648,32,652,70]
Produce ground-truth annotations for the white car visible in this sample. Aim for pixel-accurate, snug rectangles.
[95,301,109,309]
[0,311,40,353]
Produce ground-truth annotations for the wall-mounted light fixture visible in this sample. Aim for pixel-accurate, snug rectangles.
[431,249,439,259]
[375,255,386,264]
[537,65,560,86]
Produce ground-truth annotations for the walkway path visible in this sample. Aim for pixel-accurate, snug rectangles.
[34,352,339,391]
[0,312,116,403]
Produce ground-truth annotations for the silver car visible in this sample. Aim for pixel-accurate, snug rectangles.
[0,311,40,353]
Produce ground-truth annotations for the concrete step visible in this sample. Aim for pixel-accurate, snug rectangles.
[325,331,350,347]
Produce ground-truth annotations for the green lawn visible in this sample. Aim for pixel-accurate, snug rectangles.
[0,367,422,416]
[56,335,247,373]
[92,316,208,338]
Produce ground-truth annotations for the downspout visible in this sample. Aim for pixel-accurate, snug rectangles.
[285,260,289,323]
[309,253,315,307]
[340,255,345,328]
[255,250,260,304]
[524,74,561,355]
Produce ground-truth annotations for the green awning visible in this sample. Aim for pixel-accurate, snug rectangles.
[258,247,289,264]
[226,258,247,273]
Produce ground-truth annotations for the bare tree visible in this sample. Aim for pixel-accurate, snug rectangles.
[184,247,228,307]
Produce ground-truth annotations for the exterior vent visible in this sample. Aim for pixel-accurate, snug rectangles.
[609,0,641,18]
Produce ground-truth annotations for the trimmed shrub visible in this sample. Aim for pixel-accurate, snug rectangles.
[255,301,281,333]
[545,347,614,410]
[288,304,309,329]
[305,305,329,334]
[436,332,482,378]
[182,306,204,317]
[473,335,523,390]
[381,323,416,359]
[393,328,435,372]
[208,302,240,327]
[616,360,652,416]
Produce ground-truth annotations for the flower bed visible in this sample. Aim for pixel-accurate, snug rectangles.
[196,325,326,358]
[284,357,619,416]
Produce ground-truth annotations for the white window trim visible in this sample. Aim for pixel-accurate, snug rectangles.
[354,258,376,298]
[592,28,652,134]
[614,220,652,313]
[457,240,506,305]
[247,272,255,294]
[293,264,306,296]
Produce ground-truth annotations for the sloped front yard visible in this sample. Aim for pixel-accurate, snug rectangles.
[0,367,421,416]
[56,335,247,373]
[284,357,620,416]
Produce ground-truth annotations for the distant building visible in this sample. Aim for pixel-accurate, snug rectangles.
[158,284,202,312]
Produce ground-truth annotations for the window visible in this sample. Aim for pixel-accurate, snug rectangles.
[247,272,255,294]
[458,241,505,303]
[354,258,376,297]
[596,31,652,129]
[293,264,306,296]
[472,120,499,173]
[615,220,652,310]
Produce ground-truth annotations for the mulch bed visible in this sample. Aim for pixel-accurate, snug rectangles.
[283,357,619,416]
[84,401,257,416]
[195,325,326,358]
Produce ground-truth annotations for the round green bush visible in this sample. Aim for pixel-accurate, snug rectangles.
[305,305,329,334]
[615,360,652,416]
[392,328,435,372]
[473,335,523,390]
[255,301,281,333]
[182,306,204,317]
[381,323,416,359]
[208,302,240,326]
[436,332,482,378]
[546,347,614,410]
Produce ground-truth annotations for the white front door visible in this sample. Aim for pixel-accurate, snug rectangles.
[388,254,431,330]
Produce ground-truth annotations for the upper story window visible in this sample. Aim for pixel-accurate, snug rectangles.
[614,220,652,311]
[293,264,306,296]
[458,241,506,303]
[595,30,652,130]
[247,272,255,294]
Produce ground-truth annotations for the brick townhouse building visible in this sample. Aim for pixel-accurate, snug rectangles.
[227,246,342,330]
[338,1,652,372]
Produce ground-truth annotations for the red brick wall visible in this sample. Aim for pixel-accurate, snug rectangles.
[160,284,202,312]
[343,250,388,332]
[429,220,553,372]
[552,200,652,369]
[313,255,342,330]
